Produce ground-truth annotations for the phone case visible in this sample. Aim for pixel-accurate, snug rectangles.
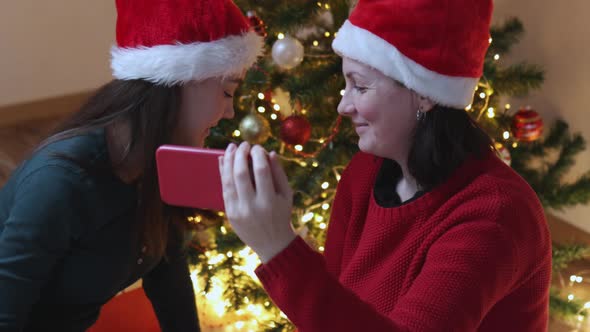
[156,145,225,211]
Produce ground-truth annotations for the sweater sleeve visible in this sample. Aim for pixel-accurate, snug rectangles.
[0,166,84,330]
[143,228,200,332]
[255,221,518,332]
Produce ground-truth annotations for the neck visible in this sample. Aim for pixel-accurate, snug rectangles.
[395,156,421,202]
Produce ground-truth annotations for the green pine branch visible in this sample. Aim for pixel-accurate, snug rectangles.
[510,120,590,210]
[488,63,545,96]
[552,243,590,273]
[550,288,586,322]
[488,18,524,56]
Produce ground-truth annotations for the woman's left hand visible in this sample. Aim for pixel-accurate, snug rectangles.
[220,142,296,263]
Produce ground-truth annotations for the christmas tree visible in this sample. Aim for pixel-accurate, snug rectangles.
[183,2,590,330]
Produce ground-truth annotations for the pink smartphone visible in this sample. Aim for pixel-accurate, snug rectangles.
[156,145,225,211]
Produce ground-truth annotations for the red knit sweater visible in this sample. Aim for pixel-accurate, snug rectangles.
[255,151,551,332]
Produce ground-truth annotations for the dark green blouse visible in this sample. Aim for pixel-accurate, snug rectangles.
[0,130,199,331]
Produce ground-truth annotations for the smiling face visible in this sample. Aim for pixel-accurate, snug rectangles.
[337,57,433,161]
[173,76,242,147]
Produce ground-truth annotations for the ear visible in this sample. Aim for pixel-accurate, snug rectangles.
[416,94,435,113]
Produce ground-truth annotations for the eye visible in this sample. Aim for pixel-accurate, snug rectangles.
[354,85,368,93]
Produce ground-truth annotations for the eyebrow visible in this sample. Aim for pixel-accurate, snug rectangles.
[345,71,364,80]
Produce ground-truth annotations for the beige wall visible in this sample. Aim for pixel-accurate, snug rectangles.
[1,0,589,231]
[493,0,590,233]
[0,1,115,106]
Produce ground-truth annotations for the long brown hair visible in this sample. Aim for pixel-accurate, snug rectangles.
[38,79,189,258]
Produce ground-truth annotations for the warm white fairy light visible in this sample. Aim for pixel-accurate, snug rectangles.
[324,3,330,9]
[324,31,331,37]
[577,276,583,283]
[569,294,575,301]
[257,106,266,113]
[505,103,511,110]
[465,104,472,111]
[503,131,510,140]
[315,215,324,222]
[489,37,493,44]
[277,33,285,40]
[479,92,486,99]
[270,114,278,120]
[571,275,578,282]
[233,130,241,137]
[340,89,345,96]
[319,223,327,229]
[257,93,265,100]
[221,226,228,235]
[313,40,319,46]
[273,104,281,111]
[512,142,518,148]
[319,246,325,252]
[494,54,500,61]
[294,145,303,151]
[312,161,319,167]
[321,181,330,189]
[322,203,330,210]
[317,1,322,7]
[302,212,314,223]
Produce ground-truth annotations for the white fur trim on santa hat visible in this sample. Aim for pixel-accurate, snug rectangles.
[111,31,264,85]
[332,20,478,109]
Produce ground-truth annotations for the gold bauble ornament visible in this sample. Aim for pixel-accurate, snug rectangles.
[239,114,271,144]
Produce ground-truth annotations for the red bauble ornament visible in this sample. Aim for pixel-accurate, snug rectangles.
[511,106,543,142]
[247,11,267,38]
[280,115,312,145]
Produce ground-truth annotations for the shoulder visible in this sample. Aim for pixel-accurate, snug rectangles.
[442,154,549,261]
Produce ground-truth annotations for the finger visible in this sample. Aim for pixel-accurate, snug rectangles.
[250,145,274,197]
[221,144,237,201]
[269,151,292,196]
[233,142,254,198]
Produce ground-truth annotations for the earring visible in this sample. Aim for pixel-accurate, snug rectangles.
[416,107,424,121]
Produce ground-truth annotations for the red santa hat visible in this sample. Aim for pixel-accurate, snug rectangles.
[110,0,264,86]
[332,0,493,109]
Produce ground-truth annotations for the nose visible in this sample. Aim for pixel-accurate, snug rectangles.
[223,105,235,120]
[337,90,355,117]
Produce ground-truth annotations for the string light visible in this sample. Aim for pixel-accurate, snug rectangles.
[321,181,330,189]
[487,107,495,118]
[503,131,510,140]
[313,40,319,46]
[512,142,518,148]
[302,212,314,223]
[257,93,265,100]
[569,294,575,301]
[270,114,278,120]
[489,37,493,44]
[479,92,486,99]
[315,215,324,222]
[465,104,472,111]
[324,31,331,37]
[340,89,345,96]
[324,3,330,9]
[494,54,500,61]
[257,106,266,113]
[319,223,327,229]
[317,2,322,7]
[294,145,303,151]
[322,203,330,210]
[273,104,281,111]
[505,103,511,110]
[233,130,241,137]
[277,33,285,40]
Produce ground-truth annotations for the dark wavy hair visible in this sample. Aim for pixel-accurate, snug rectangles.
[408,105,494,191]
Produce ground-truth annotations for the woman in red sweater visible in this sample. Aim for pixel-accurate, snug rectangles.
[219,0,552,331]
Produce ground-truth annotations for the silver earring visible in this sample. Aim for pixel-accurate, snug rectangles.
[416,108,424,121]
